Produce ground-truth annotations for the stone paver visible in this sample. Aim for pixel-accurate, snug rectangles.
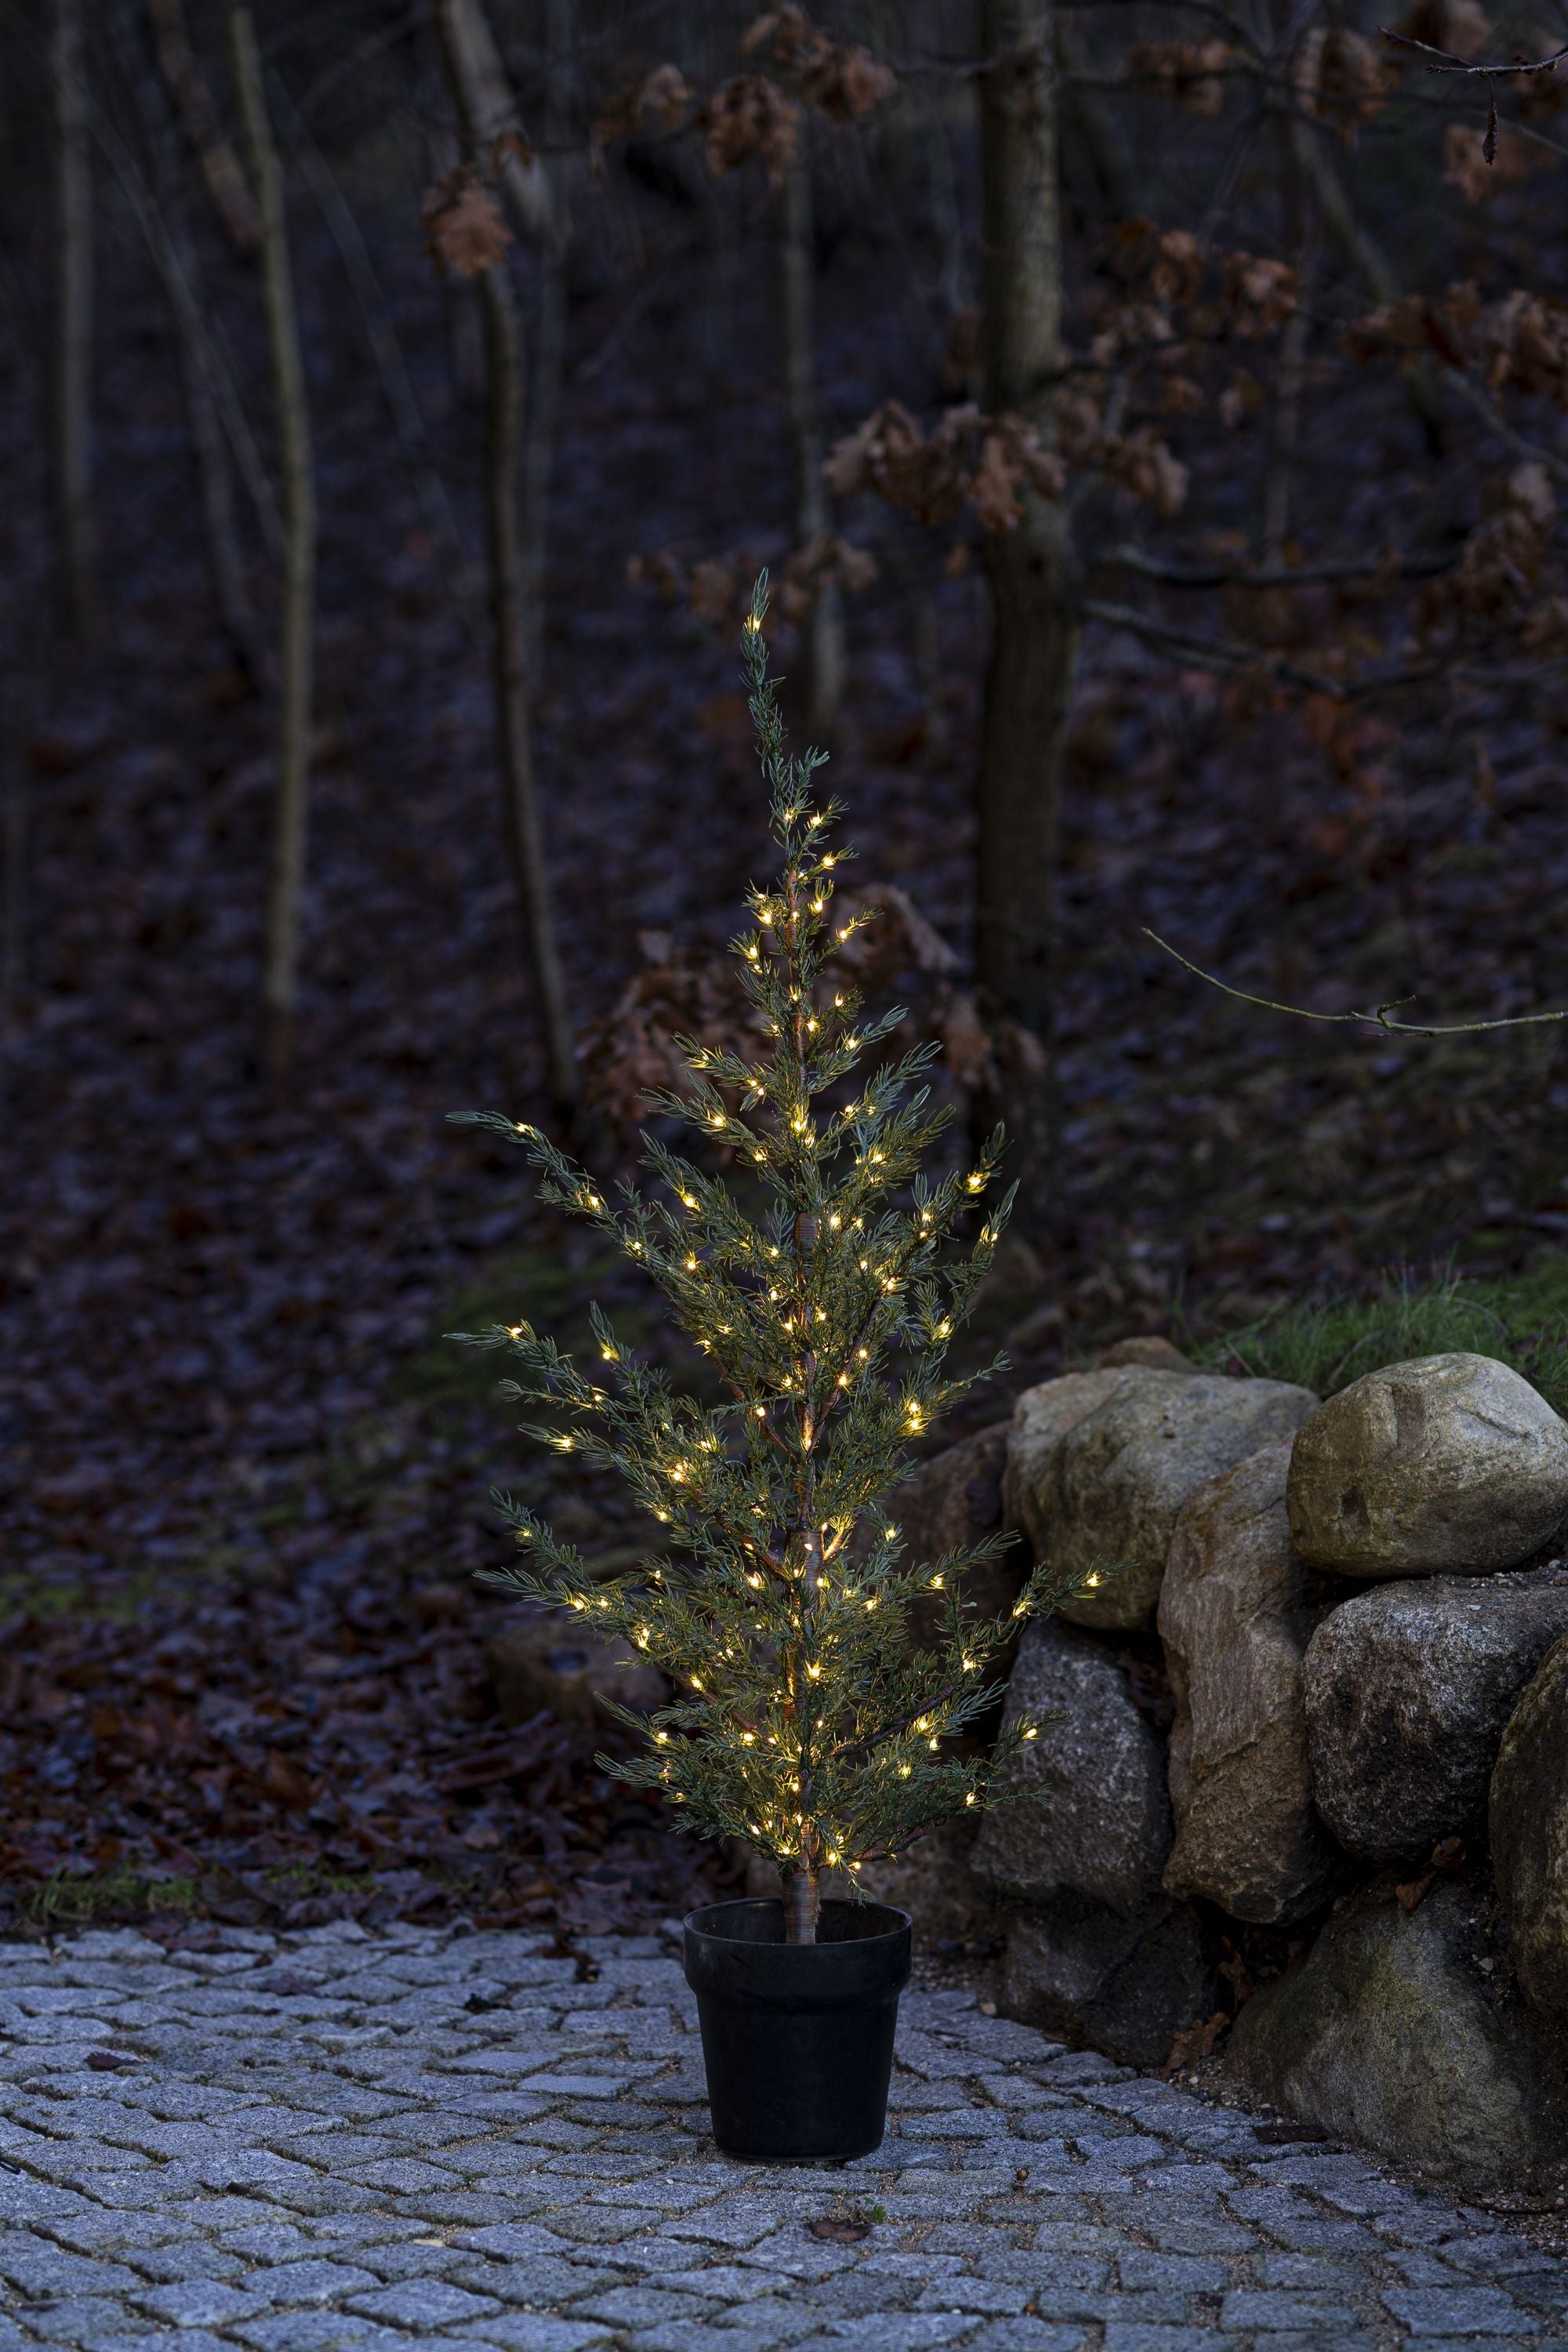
[0,1925,1561,2349]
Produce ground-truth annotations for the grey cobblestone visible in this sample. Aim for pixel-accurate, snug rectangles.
[0,1926,1559,2350]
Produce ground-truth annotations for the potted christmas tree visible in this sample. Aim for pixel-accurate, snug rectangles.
[452,578,1077,2162]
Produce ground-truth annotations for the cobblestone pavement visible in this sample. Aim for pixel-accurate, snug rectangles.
[0,1923,1563,2352]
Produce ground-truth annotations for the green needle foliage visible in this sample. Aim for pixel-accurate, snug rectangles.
[449,575,1086,1942]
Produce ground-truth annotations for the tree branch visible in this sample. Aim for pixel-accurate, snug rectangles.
[1092,545,1454,590]
[1380,26,1568,76]
[1145,930,1568,1036]
[1082,597,1445,699]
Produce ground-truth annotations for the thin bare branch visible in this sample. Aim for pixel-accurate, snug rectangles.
[1083,597,1445,699]
[1092,545,1454,590]
[1380,25,1568,75]
[1145,931,1568,1036]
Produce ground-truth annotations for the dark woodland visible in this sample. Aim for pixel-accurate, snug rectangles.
[2,0,1567,1947]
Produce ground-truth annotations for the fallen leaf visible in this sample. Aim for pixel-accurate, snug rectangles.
[1161,2010,1230,2076]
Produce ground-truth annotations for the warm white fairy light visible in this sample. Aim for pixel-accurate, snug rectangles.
[450,590,1050,1913]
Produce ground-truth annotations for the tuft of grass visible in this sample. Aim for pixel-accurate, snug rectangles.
[1194,1255,1568,1410]
[24,1870,200,1926]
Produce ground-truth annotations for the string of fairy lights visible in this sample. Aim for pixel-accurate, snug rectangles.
[448,575,1094,1900]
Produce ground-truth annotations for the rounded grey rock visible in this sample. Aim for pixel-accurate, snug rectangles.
[1016,1368,1319,1632]
[971,1615,1171,1915]
[1221,1878,1567,2194]
[1491,1629,1568,2028]
[1160,1443,1342,1923]
[1287,1351,1568,1578]
[1303,1566,1568,1862]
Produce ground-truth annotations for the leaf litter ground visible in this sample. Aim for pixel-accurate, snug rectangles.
[3,195,1568,1940]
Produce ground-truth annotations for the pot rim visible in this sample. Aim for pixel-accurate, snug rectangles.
[683,1896,912,1951]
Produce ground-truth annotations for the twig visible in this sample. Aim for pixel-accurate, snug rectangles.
[1145,930,1568,1036]
[1441,364,1568,484]
[1092,544,1454,590]
[1380,26,1568,75]
[1082,597,1444,699]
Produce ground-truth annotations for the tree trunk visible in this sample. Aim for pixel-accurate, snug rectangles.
[522,0,571,681]
[435,0,578,1120]
[52,0,96,641]
[779,142,844,742]
[477,267,579,1117]
[230,3,316,1087]
[975,0,1075,1229]
[271,73,477,627]
[147,0,258,252]
[131,17,259,673]
[783,1865,820,1944]
[1,688,30,1025]
[177,325,259,675]
[436,0,555,242]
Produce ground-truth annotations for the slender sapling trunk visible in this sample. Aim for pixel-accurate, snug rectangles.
[975,0,1076,1230]
[230,2,317,1087]
[435,0,578,1120]
[478,264,579,1116]
[52,0,96,641]
[147,0,258,251]
[522,0,572,680]
[178,326,260,676]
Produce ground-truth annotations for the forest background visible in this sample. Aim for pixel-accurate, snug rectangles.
[2,0,1566,1947]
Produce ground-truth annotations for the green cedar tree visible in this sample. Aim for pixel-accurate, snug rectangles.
[450,575,1087,1942]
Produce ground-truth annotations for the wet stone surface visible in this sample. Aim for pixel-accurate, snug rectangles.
[0,1922,1562,2350]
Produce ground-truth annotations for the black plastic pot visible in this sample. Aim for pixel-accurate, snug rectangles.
[681,1897,913,2161]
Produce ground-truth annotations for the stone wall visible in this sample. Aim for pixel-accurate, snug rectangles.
[948,1346,1568,2203]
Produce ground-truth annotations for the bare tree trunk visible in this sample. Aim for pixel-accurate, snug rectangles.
[476,266,579,1118]
[1,695,30,1026]
[779,141,844,742]
[436,0,578,1120]
[52,0,96,640]
[271,72,477,625]
[436,0,554,241]
[127,16,260,672]
[230,3,316,1088]
[178,325,259,673]
[522,0,572,681]
[147,0,258,251]
[975,0,1075,1231]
